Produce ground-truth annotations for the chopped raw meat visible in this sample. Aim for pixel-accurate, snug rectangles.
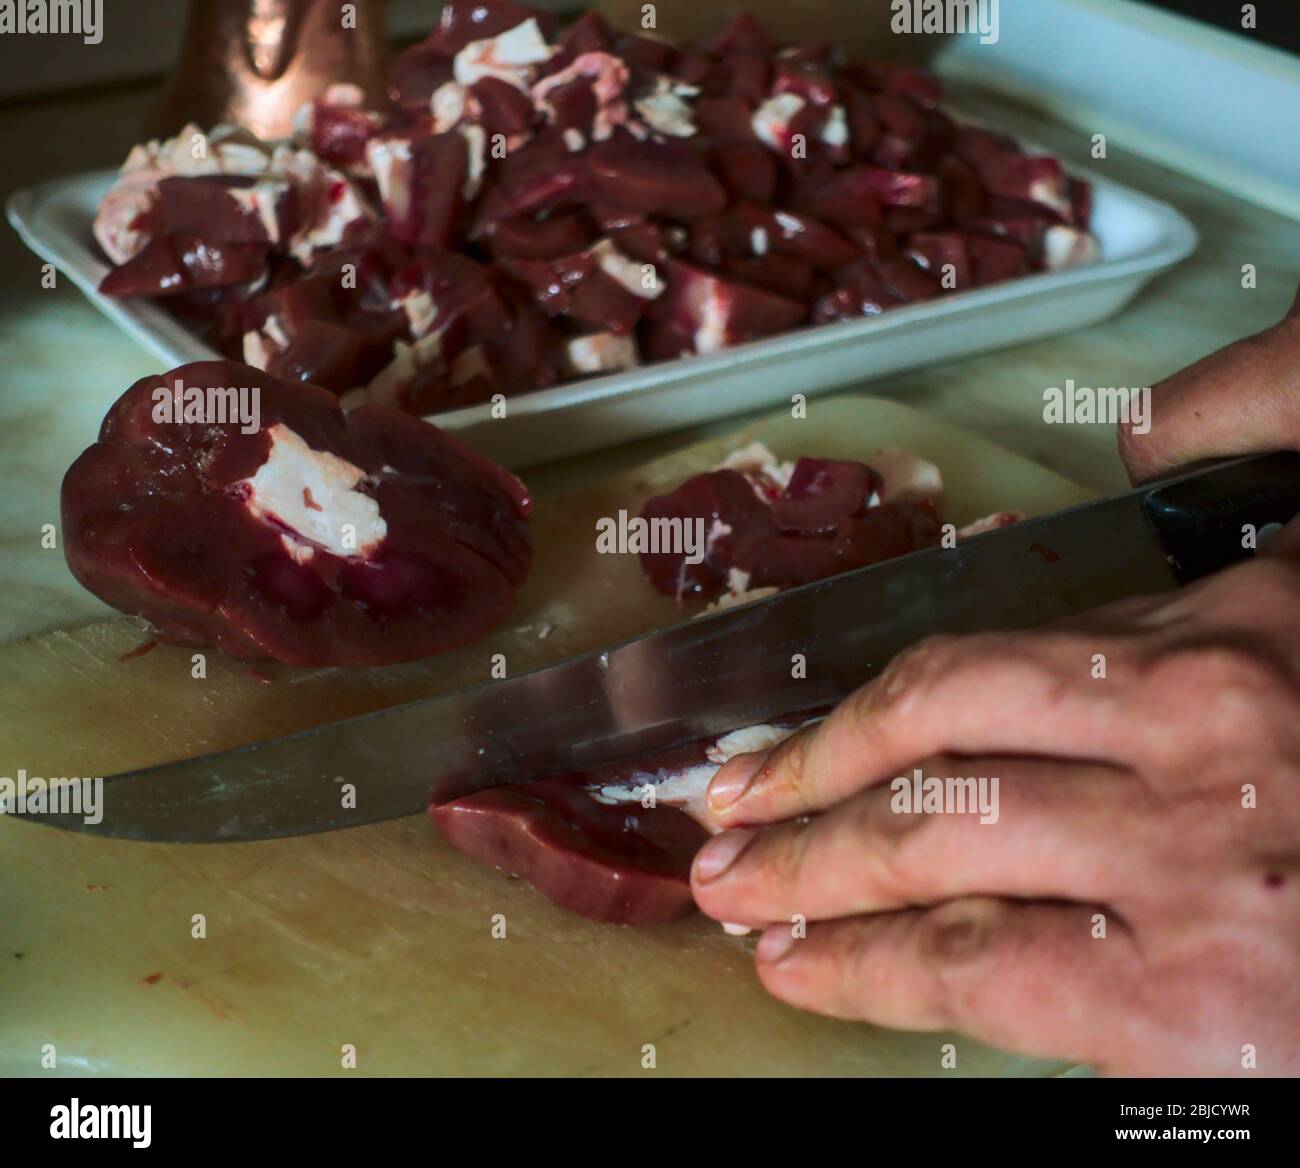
[637,444,1022,605]
[93,2,1099,417]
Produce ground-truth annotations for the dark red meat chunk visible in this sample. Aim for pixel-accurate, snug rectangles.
[429,772,709,926]
[640,455,941,601]
[428,724,814,925]
[61,360,533,666]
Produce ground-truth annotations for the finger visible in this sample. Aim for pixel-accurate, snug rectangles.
[753,897,1140,1066]
[694,758,1142,928]
[1262,513,1300,563]
[1119,286,1300,484]
[708,628,1136,825]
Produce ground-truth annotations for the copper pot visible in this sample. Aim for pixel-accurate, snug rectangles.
[149,0,390,140]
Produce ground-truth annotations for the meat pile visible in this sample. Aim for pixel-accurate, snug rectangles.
[641,442,1019,607]
[61,359,533,666]
[93,4,1099,417]
[429,445,1021,925]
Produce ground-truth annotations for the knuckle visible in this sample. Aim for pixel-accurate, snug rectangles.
[1145,639,1296,769]
[918,898,1009,969]
[756,817,817,892]
[914,899,1012,1027]
[870,635,960,712]
[863,761,964,899]
[1171,641,1290,702]
[774,728,821,808]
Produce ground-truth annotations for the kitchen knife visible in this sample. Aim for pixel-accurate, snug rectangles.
[7,451,1299,842]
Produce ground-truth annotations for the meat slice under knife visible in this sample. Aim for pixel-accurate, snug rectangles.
[428,723,804,926]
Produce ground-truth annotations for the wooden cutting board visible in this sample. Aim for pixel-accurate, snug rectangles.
[0,396,1093,1076]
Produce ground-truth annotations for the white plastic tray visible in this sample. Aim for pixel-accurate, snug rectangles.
[8,164,1196,469]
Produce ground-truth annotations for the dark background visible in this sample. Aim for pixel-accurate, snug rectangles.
[1149,0,1300,54]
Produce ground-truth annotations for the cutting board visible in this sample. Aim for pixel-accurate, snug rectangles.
[0,396,1094,1076]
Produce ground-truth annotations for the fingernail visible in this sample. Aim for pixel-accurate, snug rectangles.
[708,751,767,811]
[693,829,755,882]
[756,926,797,964]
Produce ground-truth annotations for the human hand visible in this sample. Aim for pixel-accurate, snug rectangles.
[692,289,1300,1075]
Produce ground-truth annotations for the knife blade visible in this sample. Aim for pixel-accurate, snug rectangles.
[8,451,1299,842]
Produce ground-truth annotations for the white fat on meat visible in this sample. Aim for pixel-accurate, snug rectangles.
[268,147,370,264]
[127,122,271,180]
[1043,225,1101,272]
[752,93,806,151]
[821,104,849,148]
[94,123,272,264]
[868,446,945,511]
[589,722,800,830]
[364,332,444,409]
[590,238,663,300]
[956,510,1025,538]
[241,314,290,370]
[459,123,488,199]
[398,289,439,338]
[714,441,796,494]
[239,424,386,558]
[692,279,730,354]
[366,137,414,223]
[430,81,473,132]
[714,441,945,512]
[454,18,555,92]
[564,332,639,375]
[702,568,780,615]
[450,345,492,390]
[634,76,699,138]
[533,52,631,142]
[1029,171,1075,221]
[591,720,806,937]
[228,180,286,243]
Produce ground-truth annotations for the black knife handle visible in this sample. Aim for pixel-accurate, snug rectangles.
[1142,451,1300,584]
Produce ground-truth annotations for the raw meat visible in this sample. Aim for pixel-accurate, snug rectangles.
[429,723,804,925]
[642,443,1024,607]
[640,443,948,602]
[93,3,1100,414]
[61,360,533,666]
